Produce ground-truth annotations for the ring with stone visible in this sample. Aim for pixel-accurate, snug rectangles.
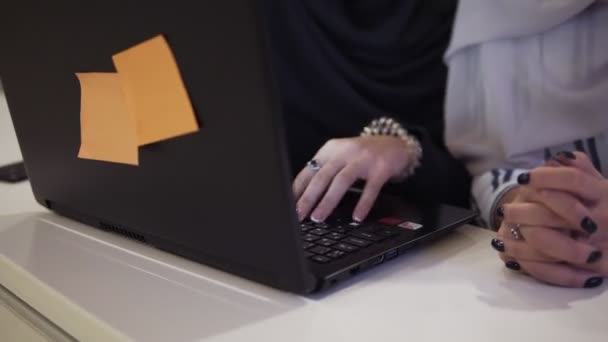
[307,159,322,172]
[510,224,523,240]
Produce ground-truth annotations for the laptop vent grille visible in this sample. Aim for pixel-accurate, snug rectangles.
[99,221,147,243]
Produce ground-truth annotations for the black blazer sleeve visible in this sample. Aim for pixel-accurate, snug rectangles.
[384,125,471,208]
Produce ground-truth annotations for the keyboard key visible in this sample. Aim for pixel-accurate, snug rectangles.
[344,237,371,247]
[311,255,331,264]
[326,232,346,240]
[317,238,337,247]
[302,234,320,242]
[358,224,382,233]
[331,227,350,234]
[334,243,359,253]
[303,251,315,258]
[377,228,400,238]
[327,250,346,259]
[302,242,316,250]
[349,230,385,242]
[310,228,330,236]
[300,224,315,232]
[310,246,332,255]
[314,222,330,229]
[327,217,347,225]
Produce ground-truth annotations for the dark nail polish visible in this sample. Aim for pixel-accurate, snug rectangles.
[517,173,530,185]
[505,261,521,271]
[496,207,505,219]
[581,217,598,235]
[556,151,577,160]
[584,277,603,289]
[587,251,603,264]
[491,238,505,252]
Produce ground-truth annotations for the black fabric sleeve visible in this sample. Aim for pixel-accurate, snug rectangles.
[383,125,471,208]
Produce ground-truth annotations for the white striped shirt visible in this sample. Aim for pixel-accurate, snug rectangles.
[474,135,608,228]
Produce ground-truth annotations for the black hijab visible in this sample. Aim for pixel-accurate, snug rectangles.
[268,0,457,171]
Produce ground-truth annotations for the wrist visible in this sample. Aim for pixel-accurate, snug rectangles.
[361,117,422,181]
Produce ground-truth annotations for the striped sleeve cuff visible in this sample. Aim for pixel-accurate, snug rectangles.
[471,168,528,229]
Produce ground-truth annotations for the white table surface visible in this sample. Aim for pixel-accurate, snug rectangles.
[1,90,608,342]
[0,88,40,215]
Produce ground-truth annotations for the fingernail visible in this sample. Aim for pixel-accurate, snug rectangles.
[556,151,576,160]
[587,251,603,264]
[496,207,505,219]
[581,217,598,235]
[353,216,363,223]
[517,173,530,185]
[505,261,521,271]
[491,238,505,252]
[310,215,323,223]
[584,277,603,289]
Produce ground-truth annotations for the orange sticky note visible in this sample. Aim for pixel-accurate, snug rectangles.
[76,35,198,166]
[76,73,139,165]
[112,35,199,146]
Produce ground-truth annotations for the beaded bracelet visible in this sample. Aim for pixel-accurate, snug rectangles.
[361,117,423,180]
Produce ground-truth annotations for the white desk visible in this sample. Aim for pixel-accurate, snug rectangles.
[0,88,40,215]
[0,87,67,341]
[1,92,608,342]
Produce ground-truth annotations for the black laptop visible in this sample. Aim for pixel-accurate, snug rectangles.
[0,1,475,294]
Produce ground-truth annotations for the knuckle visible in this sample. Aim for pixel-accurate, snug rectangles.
[372,162,393,179]
[374,159,390,172]
[502,204,516,222]
[566,245,587,265]
[595,211,608,227]
[520,227,539,244]
[598,261,608,276]
[565,169,586,189]
[573,201,591,221]
[359,148,374,160]
[313,172,331,186]
[573,151,589,162]
[298,196,314,209]
[366,176,386,191]
[497,227,508,239]
[348,138,363,149]
[325,139,339,148]
[358,197,374,210]
[337,170,358,185]
[565,273,581,288]
[318,195,337,210]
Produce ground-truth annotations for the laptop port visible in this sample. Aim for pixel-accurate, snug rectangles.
[384,249,398,261]
[369,255,384,266]
[360,255,384,271]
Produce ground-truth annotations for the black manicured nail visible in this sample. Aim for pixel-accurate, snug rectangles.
[584,277,603,289]
[491,238,505,252]
[581,217,598,235]
[505,261,521,271]
[517,173,530,185]
[556,151,577,160]
[496,207,505,219]
[587,251,603,264]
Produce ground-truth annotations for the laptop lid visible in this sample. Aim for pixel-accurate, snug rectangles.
[0,1,314,293]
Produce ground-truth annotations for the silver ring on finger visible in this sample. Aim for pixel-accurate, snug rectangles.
[510,224,523,240]
[307,159,323,172]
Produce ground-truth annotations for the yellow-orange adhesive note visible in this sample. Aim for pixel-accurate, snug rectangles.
[77,35,198,165]
[76,73,139,165]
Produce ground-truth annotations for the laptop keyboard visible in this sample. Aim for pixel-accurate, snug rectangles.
[300,219,402,264]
